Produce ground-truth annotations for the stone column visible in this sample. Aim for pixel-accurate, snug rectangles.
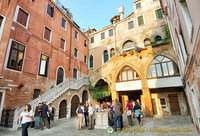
[141,78,153,117]
[111,90,119,101]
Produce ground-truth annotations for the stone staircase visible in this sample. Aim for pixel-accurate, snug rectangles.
[12,77,89,130]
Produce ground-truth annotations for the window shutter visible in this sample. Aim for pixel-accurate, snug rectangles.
[60,39,65,49]
[51,7,54,17]
[44,27,51,41]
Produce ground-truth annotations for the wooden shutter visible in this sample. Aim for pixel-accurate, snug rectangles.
[44,27,51,41]
[60,38,65,50]
[17,8,28,27]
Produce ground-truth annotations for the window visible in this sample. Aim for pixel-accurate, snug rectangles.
[153,0,157,2]
[101,32,105,40]
[117,66,139,82]
[47,3,54,18]
[90,37,94,44]
[75,30,79,40]
[137,16,144,26]
[60,38,65,50]
[103,50,108,63]
[128,21,134,30]
[154,35,162,41]
[0,15,5,40]
[160,98,166,109]
[61,17,66,29]
[7,41,25,71]
[73,68,77,80]
[136,3,141,9]
[74,48,78,58]
[109,29,113,37]
[89,55,93,68]
[14,6,29,28]
[122,40,136,52]
[84,40,87,47]
[33,89,40,99]
[155,9,163,19]
[38,54,49,77]
[147,56,180,78]
[110,48,115,58]
[0,15,3,28]
[44,26,51,42]
[84,56,87,64]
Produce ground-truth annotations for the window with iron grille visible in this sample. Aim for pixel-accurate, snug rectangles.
[7,41,25,71]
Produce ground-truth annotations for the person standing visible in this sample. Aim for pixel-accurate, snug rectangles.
[76,103,84,130]
[88,103,94,130]
[134,101,142,125]
[131,100,136,119]
[34,103,42,129]
[14,104,34,136]
[40,101,50,130]
[47,104,52,127]
[126,100,133,127]
[84,101,89,127]
[113,99,122,132]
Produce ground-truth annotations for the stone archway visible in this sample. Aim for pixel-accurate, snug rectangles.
[82,90,88,105]
[71,95,80,117]
[59,100,67,119]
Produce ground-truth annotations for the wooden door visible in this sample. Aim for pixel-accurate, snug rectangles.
[151,98,157,115]
[121,95,128,113]
[71,95,80,117]
[56,68,64,85]
[168,94,181,115]
[59,100,67,119]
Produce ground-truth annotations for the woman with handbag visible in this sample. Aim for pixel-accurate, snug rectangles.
[126,100,133,127]
[14,104,34,136]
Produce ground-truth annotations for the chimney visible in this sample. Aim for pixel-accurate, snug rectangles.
[118,6,124,20]
[52,0,57,4]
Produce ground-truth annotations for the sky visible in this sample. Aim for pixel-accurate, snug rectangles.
[60,0,136,31]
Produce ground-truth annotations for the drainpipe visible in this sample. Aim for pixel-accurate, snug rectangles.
[68,22,72,72]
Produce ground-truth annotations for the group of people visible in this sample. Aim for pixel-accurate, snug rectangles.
[14,101,53,136]
[76,101,94,130]
[76,99,143,132]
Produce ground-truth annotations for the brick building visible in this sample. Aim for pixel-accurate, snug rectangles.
[86,0,188,117]
[0,0,89,127]
[159,0,200,133]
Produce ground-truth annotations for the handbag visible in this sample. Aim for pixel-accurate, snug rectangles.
[127,110,132,116]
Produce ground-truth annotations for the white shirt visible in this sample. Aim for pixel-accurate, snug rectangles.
[20,110,34,124]
[48,107,52,112]
[88,106,94,115]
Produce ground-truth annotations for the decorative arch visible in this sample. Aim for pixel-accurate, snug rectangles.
[70,94,80,117]
[56,66,65,85]
[116,65,140,82]
[144,38,151,45]
[152,33,164,42]
[147,55,180,78]
[122,40,136,52]
[59,99,67,119]
[113,63,141,83]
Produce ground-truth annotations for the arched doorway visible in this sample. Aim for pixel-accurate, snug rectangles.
[82,90,88,105]
[59,100,67,119]
[56,67,64,85]
[71,95,80,117]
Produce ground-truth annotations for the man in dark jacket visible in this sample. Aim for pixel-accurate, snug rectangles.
[84,101,89,127]
[40,101,50,130]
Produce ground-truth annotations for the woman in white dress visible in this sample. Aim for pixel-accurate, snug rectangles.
[14,104,34,136]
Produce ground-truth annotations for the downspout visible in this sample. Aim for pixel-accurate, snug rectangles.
[68,22,72,72]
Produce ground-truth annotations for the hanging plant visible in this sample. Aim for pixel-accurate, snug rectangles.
[92,90,111,101]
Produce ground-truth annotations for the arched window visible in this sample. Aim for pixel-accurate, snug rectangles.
[110,48,115,58]
[117,66,139,82]
[122,40,136,52]
[103,50,109,63]
[144,38,151,45]
[154,35,162,41]
[147,56,179,78]
[89,55,93,68]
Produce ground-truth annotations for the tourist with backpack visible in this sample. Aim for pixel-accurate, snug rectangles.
[76,103,85,130]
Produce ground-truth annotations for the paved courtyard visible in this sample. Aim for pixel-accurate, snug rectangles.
[0,115,199,136]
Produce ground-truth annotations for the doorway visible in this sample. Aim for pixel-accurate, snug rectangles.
[59,100,67,119]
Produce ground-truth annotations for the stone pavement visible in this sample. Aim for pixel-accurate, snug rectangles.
[0,115,199,136]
